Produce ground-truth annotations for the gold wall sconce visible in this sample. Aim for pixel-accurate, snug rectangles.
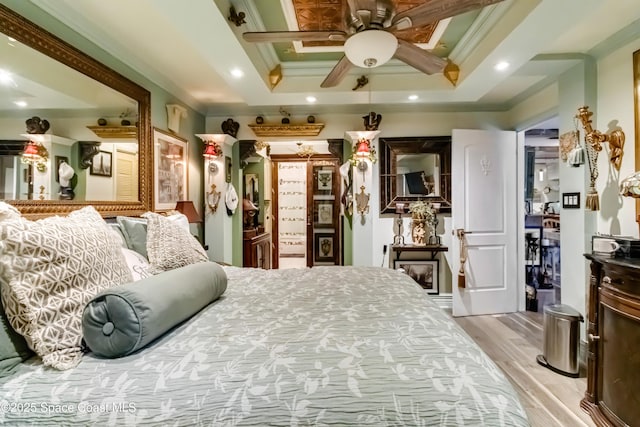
[576,105,626,210]
[206,184,222,214]
[576,106,625,171]
[355,185,370,223]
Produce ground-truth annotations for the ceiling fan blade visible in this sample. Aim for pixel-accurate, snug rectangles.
[393,39,447,75]
[388,0,505,32]
[243,31,347,43]
[320,56,353,88]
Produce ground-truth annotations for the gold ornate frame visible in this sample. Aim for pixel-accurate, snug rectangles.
[0,4,152,218]
[635,49,640,224]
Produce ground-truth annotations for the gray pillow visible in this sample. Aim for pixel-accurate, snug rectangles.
[116,216,148,258]
[0,302,33,377]
[107,223,128,248]
[82,262,227,358]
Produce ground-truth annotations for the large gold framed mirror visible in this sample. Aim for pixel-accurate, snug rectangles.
[379,136,452,214]
[0,4,151,218]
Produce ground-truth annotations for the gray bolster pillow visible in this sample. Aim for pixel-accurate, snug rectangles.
[82,261,227,358]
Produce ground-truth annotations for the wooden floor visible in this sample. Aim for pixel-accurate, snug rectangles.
[453,311,596,427]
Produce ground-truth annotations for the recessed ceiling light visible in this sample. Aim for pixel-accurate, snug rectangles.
[408,94,418,101]
[14,100,27,107]
[494,61,510,71]
[230,68,244,78]
[306,96,317,103]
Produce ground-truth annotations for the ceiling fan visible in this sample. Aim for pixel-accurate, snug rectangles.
[243,0,505,88]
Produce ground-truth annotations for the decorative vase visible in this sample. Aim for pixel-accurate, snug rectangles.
[97,118,107,126]
[281,117,290,124]
[411,218,427,246]
[307,115,315,123]
[121,119,131,126]
[256,116,264,124]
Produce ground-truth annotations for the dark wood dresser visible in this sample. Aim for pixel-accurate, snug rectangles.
[582,254,640,426]
[243,230,272,269]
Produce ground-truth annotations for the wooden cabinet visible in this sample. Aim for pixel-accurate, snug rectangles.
[582,254,640,426]
[243,231,271,269]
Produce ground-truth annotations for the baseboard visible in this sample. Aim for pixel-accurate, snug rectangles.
[430,293,452,310]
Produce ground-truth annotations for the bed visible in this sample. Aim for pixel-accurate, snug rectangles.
[1,265,528,426]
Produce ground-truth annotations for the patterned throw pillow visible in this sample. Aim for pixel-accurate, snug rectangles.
[0,206,133,370]
[120,247,153,281]
[142,212,208,273]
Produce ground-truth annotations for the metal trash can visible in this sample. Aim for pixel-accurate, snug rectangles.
[536,304,584,377]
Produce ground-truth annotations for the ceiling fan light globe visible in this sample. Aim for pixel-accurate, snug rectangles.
[344,30,397,68]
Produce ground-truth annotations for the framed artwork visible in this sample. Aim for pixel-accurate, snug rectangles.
[314,233,334,262]
[562,192,580,209]
[394,260,439,294]
[525,227,542,266]
[314,200,333,225]
[316,169,333,191]
[54,155,69,182]
[154,128,188,211]
[89,151,112,177]
[225,156,232,183]
[244,173,259,205]
[634,49,640,225]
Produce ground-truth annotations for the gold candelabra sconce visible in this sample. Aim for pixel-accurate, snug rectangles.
[576,106,625,171]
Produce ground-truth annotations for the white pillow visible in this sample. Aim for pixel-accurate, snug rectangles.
[165,212,190,232]
[142,212,208,273]
[121,247,153,281]
[0,206,132,370]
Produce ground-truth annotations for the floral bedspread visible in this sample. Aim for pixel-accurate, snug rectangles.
[0,266,529,426]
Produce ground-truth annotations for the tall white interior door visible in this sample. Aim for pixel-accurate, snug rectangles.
[451,129,517,316]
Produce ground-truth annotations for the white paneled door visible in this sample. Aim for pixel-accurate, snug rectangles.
[451,129,518,316]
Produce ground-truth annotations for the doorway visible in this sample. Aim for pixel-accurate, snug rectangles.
[271,154,342,269]
[523,122,561,311]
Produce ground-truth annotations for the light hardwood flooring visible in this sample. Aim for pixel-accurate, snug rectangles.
[453,311,595,427]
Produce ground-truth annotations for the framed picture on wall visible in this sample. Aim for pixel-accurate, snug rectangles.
[525,227,542,266]
[314,200,333,226]
[154,127,188,211]
[244,173,259,206]
[394,260,439,294]
[89,151,112,177]
[314,233,335,263]
[316,169,333,191]
[225,156,232,183]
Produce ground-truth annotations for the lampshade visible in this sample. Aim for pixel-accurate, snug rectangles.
[175,200,201,223]
[203,142,222,159]
[22,141,41,160]
[344,30,398,68]
[356,139,371,158]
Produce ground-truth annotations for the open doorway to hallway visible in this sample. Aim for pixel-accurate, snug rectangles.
[267,141,343,270]
[523,119,561,312]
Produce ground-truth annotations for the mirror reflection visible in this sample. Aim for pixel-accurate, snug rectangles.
[0,25,139,203]
[396,153,441,197]
[379,136,451,214]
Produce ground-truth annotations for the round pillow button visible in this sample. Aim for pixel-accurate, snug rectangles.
[102,322,115,336]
